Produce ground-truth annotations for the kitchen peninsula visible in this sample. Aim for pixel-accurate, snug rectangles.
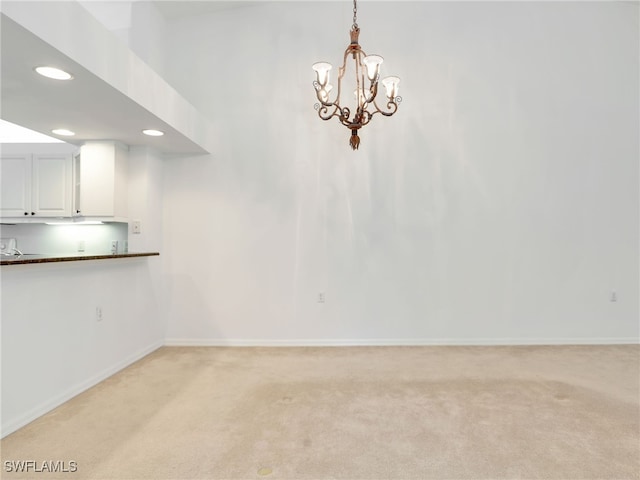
[2,246,164,437]
[1,252,159,266]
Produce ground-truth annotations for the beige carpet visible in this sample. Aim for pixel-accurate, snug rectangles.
[1,345,639,479]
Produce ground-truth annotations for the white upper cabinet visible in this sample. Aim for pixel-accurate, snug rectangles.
[32,154,73,216]
[76,141,128,219]
[0,142,128,222]
[1,151,72,218]
[0,154,31,217]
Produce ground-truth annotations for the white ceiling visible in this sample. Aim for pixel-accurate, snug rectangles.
[0,12,207,154]
[153,1,262,19]
[0,119,64,143]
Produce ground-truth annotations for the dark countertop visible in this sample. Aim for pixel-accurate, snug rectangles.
[0,252,160,266]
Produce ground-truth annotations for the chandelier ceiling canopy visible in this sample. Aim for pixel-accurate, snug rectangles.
[312,0,402,150]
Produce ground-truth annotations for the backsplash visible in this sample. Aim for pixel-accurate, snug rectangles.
[0,222,128,255]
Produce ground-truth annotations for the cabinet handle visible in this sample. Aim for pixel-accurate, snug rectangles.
[24,212,28,216]
[76,210,81,214]
[31,212,35,215]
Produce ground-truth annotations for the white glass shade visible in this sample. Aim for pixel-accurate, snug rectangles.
[320,84,333,103]
[382,76,400,100]
[362,55,384,81]
[312,62,332,87]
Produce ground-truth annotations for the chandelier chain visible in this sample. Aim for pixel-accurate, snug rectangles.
[352,0,358,29]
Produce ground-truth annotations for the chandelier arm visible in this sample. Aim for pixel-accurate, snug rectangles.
[339,50,352,77]
[358,109,373,127]
[314,81,352,120]
[316,104,343,121]
[361,80,378,106]
[334,70,345,113]
[318,103,353,126]
[314,86,337,108]
[340,118,355,129]
[314,80,344,121]
[355,56,363,110]
[371,98,399,117]
[330,47,357,125]
[339,106,352,124]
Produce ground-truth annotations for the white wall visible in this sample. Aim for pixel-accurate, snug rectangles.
[79,0,167,77]
[0,259,163,436]
[127,147,164,254]
[128,1,166,76]
[77,0,133,46]
[127,146,167,332]
[161,1,639,345]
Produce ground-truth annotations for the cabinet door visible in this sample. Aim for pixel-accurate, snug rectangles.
[0,154,32,217]
[79,142,116,216]
[31,154,72,217]
[72,151,81,216]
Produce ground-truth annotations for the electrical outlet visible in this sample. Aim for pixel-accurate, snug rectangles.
[610,291,617,302]
[318,293,325,303]
[131,220,141,234]
[111,240,118,254]
[78,240,86,253]
[96,306,103,322]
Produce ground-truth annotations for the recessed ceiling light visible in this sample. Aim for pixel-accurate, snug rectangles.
[143,129,164,137]
[35,66,73,80]
[51,129,75,136]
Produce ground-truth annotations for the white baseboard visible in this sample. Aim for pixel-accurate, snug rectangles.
[164,337,639,347]
[1,341,163,439]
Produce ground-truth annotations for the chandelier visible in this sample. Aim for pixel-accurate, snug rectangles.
[312,0,401,150]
